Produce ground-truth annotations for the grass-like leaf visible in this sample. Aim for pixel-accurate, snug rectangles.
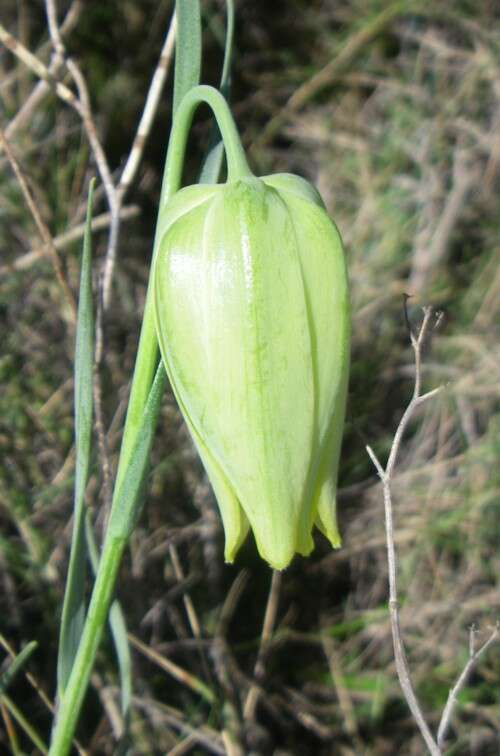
[49,5,207,748]
[57,179,95,696]
[173,0,201,115]
[49,364,167,756]
[107,362,167,541]
[84,514,132,728]
[0,641,37,696]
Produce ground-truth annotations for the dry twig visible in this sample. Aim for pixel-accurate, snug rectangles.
[1,4,176,308]
[243,569,282,721]
[366,305,498,754]
[0,206,139,277]
[366,307,443,755]
[0,128,76,318]
[4,2,82,139]
[436,623,499,749]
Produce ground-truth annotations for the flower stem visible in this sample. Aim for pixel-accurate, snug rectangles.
[49,85,247,755]
[165,85,253,190]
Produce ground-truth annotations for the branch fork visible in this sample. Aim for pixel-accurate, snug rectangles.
[366,304,498,755]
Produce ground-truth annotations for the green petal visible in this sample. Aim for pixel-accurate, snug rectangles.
[156,183,218,244]
[262,172,326,209]
[182,410,250,562]
[154,205,249,561]
[311,382,348,549]
[278,187,350,548]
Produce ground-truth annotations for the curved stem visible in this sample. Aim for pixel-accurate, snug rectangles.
[164,84,252,195]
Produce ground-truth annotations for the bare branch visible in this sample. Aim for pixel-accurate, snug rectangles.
[0,23,78,108]
[366,307,443,756]
[0,206,140,277]
[118,14,177,195]
[3,6,175,314]
[385,306,437,477]
[4,2,82,139]
[101,12,176,308]
[45,0,66,57]
[437,624,499,749]
[0,128,76,318]
[243,569,282,721]
[64,58,116,204]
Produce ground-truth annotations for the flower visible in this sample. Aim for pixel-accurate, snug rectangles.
[153,172,350,569]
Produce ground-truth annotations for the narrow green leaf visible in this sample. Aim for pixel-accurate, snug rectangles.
[199,0,235,183]
[173,0,202,115]
[57,179,95,696]
[0,641,37,696]
[84,514,132,728]
[49,3,208,745]
[108,363,167,542]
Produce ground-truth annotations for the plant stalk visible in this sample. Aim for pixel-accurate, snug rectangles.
[49,85,247,755]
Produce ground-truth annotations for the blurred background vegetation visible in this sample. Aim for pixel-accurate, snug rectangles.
[0,1,499,754]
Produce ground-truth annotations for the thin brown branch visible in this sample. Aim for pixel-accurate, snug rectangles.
[127,633,215,705]
[437,624,499,749]
[101,12,176,308]
[385,307,440,477]
[0,128,76,318]
[243,569,282,721]
[0,23,78,107]
[3,5,175,315]
[118,14,176,195]
[64,58,116,203]
[168,542,213,688]
[0,206,140,277]
[4,2,82,139]
[366,306,443,756]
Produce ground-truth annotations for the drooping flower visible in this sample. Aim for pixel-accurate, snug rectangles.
[153,171,350,569]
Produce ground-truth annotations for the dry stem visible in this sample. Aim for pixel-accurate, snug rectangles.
[436,623,499,749]
[365,308,442,756]
[1,4,176,310]
[0,128,76,318]
[243,569,282,721]
[366,305,498,754]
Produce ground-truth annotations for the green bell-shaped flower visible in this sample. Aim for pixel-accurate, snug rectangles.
[153,169,350,570]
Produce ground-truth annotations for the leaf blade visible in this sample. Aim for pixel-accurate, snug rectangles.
[173,0,202,115]
[57,179,95,696]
